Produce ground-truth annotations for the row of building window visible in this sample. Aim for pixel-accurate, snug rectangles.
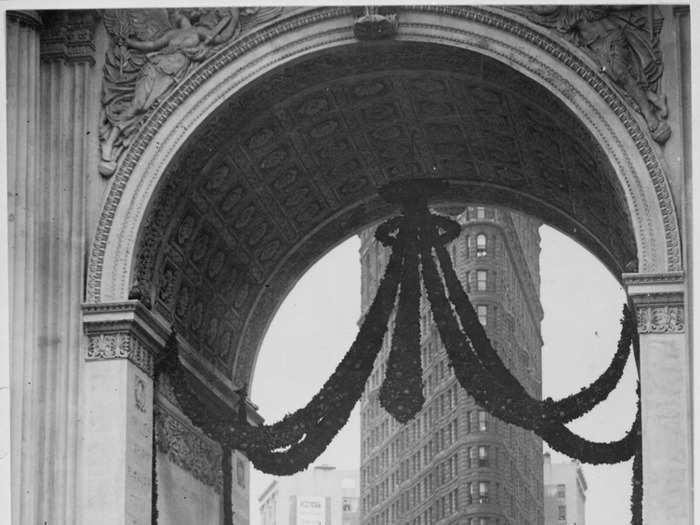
[363,469,541,525]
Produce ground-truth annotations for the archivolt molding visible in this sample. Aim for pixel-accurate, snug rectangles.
[87,5,681,315]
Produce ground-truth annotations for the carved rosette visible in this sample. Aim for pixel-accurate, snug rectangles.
[623,272,686,335]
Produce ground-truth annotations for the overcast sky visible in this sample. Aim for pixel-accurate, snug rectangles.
[250,222,635,525]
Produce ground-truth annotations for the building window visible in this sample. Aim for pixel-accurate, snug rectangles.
[468,446,477,468]
[476,234,487,256]
[556,484,566,498]
[476,207,485,219]
[558,505,566,521]
[476,270,488,291]
[477,305,488,326]
[478,410,488,432]
[478,446,489,467]
[478,481,490,503]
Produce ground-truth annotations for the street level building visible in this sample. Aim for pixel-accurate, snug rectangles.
[359,206,545,525]
[259,465,361,525]
[543,453,587,525]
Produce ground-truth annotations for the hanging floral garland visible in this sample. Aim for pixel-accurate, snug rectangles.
[159,180,643,520]
[157,235,405,473]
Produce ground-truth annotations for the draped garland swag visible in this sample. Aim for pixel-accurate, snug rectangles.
[156,180,642,521]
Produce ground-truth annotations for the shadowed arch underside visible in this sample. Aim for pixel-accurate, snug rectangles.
[130,41,636,384]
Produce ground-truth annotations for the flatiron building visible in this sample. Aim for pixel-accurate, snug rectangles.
[359,206,544,525]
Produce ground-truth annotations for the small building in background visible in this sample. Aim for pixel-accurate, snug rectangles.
[543,452,587,525]
[259,465,360,525]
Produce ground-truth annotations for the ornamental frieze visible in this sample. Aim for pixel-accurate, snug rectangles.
[86,332,154,376]
[636,305,684,334]
[155,403,224,492]
[509,5,671,143]
[98,7,285,177]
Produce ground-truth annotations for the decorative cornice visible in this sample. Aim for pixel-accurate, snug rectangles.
[155,403,223,492]
[39,10,98,65]
[622,271,685,287]
[623,272,686,304]
[82,301,171,376]
[623,276,685,334]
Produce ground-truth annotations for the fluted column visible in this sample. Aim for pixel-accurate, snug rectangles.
[7,10,99,525]
[623,272,691,525]
[6,11,42,525]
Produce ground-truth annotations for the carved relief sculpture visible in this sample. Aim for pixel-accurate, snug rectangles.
[99,8,283,177]
[516,5,671,144]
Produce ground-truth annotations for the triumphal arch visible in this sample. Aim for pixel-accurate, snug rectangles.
[6,5,692,525]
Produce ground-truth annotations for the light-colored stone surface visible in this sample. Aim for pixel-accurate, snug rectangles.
[82,358,153,525]
[156,450,223,525]
[641,332,692,524]
[7,13,42,525]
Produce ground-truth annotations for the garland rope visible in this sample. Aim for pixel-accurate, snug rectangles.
[379,216,425,423]
[419,222,639,463]
[434,238,635,423]
[158,233,404,474]
[157,180,643,520]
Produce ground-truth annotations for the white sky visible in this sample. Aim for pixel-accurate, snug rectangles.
[250,222,635,525]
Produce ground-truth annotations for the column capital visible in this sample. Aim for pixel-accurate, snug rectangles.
[39,10,98,65]
[622,272,686,334]
[82,301,170,377]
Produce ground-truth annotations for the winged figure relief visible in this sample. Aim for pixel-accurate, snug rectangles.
[99,7,284,177]
[510,5,670,144]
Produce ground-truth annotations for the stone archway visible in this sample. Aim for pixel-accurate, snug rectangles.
[81,6,689,525]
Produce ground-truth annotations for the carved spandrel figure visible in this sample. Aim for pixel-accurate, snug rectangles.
[99,7,283,177]
[522,5,671,144]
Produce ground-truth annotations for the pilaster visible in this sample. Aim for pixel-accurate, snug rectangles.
[6,11,42,525]
[623,271,691,525]
[82,301,170,525]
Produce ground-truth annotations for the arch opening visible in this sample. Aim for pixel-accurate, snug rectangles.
[129,41,639,385]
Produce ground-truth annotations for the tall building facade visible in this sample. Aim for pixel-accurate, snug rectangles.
[542,453,587,525]
[259,465,360,525]
[359,206,544,525]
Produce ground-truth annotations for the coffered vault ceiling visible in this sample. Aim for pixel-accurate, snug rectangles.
[133,42,635,384]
